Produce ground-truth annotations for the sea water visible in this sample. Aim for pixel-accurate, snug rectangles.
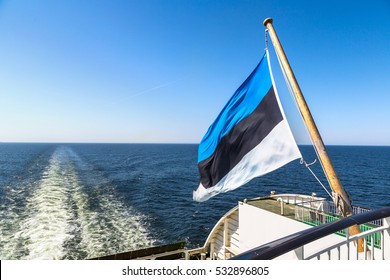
[0,143,389,259]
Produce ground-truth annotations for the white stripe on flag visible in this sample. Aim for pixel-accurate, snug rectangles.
[193,120,302,202]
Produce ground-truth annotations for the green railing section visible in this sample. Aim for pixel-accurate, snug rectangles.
[295,205,382,249]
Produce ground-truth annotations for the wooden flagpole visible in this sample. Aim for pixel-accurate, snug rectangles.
[263,18,363,251]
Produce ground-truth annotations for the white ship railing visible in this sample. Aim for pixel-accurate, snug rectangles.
[232,206,390,260]
[305,223,389,260]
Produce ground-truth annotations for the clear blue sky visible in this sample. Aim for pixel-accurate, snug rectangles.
[0,0,389,145]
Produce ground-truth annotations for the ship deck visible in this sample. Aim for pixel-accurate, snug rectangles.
[246,198,297,219]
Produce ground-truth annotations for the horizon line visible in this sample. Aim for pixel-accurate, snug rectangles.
[0,141,389,147]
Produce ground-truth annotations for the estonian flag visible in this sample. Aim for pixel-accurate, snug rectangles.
[193,51,301,202]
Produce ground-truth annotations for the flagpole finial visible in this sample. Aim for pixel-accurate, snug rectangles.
[263,18,273,26]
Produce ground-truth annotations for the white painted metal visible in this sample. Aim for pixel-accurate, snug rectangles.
[188,194,390,260]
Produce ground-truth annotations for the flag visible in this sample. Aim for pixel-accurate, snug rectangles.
[193,51,301,202]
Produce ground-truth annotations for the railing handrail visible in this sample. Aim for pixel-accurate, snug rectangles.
[231,206,390,260]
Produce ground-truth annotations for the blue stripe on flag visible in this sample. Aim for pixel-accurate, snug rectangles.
[198,52,272,163]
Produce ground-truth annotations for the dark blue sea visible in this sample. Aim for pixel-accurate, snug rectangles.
[0,143,389,260]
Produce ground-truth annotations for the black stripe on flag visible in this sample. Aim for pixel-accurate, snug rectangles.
[198,87,283,189]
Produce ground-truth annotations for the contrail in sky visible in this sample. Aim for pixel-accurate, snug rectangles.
[126,80,179,99]
[108,79,181,107]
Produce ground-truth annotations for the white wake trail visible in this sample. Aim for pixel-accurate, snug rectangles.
[1,146,154,259]
[20,148,73,259]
